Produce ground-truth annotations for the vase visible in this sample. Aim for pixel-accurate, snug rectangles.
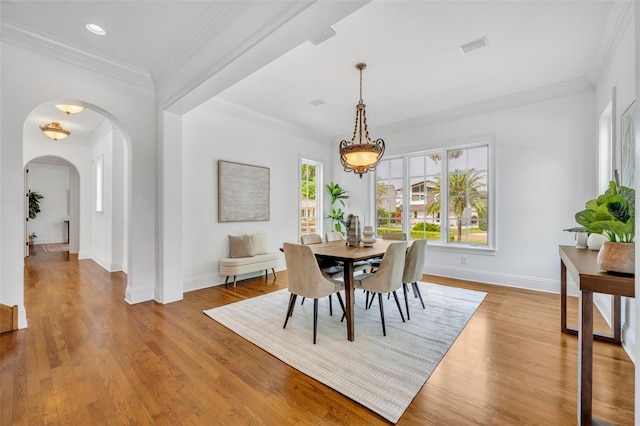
[587,233,608,251]
[346,215,361,247]
[362,226,376,247]
[597,242,635,275]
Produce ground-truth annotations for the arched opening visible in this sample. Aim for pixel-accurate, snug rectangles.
[23,101,131,275]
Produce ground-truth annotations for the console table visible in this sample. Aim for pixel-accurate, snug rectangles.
[558,245,634,425]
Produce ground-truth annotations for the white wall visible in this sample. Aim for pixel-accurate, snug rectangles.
[181,105,333,291]
[594,10,636,360]
[338,90,596,294]
[1,43,157,327]
[26,163,70,244]
[23,134,93,257]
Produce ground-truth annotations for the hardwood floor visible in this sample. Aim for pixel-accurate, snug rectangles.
[1,246,634,425]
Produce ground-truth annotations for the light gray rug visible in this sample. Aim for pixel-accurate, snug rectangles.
[203,282,486,423]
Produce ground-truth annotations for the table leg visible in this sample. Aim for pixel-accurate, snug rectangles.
[578,290,593,425]
[343,261,355,342]
[561,259,568,333]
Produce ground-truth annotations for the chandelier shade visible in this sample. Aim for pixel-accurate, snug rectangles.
[55,104,85,115]
[40,122,70,140]
[339,63,385,178]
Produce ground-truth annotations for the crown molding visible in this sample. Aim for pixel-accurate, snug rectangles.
[370,77,595,136]
[587,0,634,83]
[0,20,154,90]
[203,99,331,145]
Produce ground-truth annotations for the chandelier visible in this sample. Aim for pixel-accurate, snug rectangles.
[40,122,70,140]
[339,63,385,178]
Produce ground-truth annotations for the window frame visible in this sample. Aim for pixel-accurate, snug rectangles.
[373,139,495,253]
[299,157,323,239]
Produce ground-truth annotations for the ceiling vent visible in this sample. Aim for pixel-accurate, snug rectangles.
[459,36,489,54]
[309,99,325,106]
[309,27,336,46]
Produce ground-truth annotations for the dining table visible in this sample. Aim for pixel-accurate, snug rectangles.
[306,238,411,342]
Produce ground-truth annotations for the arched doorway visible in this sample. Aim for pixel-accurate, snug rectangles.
[23,101,130,274]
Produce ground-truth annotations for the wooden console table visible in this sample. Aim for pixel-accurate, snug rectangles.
[559,245,634,425]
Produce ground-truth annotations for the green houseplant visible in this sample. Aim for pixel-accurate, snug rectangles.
[325,182,349,235]
[572,171,634,243]
[570,171,634,274]
[28,191,44,220]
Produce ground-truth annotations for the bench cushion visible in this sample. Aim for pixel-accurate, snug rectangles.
[220,253,279,277]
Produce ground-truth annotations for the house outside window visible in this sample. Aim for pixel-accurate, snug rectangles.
[300,159,322,237]
[375,141,492,249]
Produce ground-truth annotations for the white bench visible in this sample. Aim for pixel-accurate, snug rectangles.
[220,253,279,288]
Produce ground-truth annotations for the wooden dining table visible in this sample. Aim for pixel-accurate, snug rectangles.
[306,239,410,342]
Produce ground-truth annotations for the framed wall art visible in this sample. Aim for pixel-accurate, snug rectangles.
[620,101,635,188]
[218,160,270,222]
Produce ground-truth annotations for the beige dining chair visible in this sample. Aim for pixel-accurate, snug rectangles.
[369,232,407,271]
[283,243,346,344]
[402,238,427,320]
[300,233,343,314]
[352,241,407,336]
[325,231,372,274]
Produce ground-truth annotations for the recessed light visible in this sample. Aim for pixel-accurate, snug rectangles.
[310,99,325,106]
[85,23,106,36]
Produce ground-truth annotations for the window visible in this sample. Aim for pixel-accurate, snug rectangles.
[95,155,104,213]
[375,142,492,249]
[300,159,322,237]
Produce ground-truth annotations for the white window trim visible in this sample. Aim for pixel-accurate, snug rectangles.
[299,156,323,239]
[374,138,496,253]
[95,154,104,213]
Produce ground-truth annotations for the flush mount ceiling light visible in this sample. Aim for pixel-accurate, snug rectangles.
[40,122,70,141]
[339,63,385,178]
[55,104,85,115]
[85,23,106,35]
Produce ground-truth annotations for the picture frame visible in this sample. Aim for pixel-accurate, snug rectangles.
[620,100,635,188]
[218,160,270,222]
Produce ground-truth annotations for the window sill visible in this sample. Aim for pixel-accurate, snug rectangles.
[425,241,496,256]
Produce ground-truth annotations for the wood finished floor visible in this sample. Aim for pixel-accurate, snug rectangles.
[1,246,634,425]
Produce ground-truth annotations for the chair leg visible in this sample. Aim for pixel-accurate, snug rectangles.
[301,297,305,305]
[329,294,333,316]
[272,268,277,279]
[313,298,319,344]
[378,293,386,336]
[413,282,425,309]
[367,292,376,309]
[283,294,297,328]
[403,283,410,320]
[392,290,405,322]
[335,292,346,319]
[365,291,370,309]
[224,276,229,288]
[233,276,238,288]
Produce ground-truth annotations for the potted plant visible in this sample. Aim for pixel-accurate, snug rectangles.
[571,171,634,274]
[28,232,37,246]
[325,182,349,235]
[28,191,44,219]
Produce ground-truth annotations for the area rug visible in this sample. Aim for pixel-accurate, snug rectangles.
[203,282,486,423]
[41,243,69,252]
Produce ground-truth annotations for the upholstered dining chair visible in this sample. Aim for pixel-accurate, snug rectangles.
[300,233,343,313]
[402,238,427,320]
[352,241,407,336]
[369,232,407,271]
[283,243,346,344]
[325,231,372,274]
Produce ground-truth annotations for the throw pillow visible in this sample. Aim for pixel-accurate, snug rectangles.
[250,232,268,255]
[229,234,255,258]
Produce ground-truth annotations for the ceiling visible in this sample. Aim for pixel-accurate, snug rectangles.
[2,1,620,143]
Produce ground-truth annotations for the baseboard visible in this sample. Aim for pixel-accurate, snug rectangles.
[184,266,285,293]
[425,264,578,296]
[622,322,636,364]
[35,238,67,245]
[92,255,123,273]
[125,285,155,304]
[78,251,91,259]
